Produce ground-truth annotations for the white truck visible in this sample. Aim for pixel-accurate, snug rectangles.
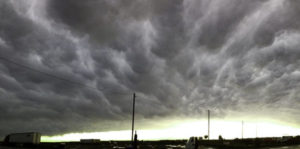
[4,132,41,144]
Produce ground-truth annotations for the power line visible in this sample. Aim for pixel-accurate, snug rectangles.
[0,56,131,95]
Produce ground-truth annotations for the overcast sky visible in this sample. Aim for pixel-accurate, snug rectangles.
[1,0,300,138]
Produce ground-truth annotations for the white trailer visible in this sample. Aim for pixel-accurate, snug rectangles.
[4,132,41,144]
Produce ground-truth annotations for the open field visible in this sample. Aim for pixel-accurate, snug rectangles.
[0,140,186,149]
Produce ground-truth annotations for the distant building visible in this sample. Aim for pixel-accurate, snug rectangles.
[4,132,41,144]
[80,139,101,143]
[282,136,293,142]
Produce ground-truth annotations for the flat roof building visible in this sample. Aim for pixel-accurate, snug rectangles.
[4,132,41,144]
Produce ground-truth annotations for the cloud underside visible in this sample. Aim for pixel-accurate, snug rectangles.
[1,0,300,136]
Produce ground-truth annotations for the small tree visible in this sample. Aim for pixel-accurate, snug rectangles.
[204,135,208,139]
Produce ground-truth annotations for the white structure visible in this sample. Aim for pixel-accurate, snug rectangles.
[185,137,198,149]
[5,132,41,144]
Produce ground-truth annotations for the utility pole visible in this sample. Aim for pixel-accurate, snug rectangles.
[256,123,258,138]
[131,93,136,143]
[242,121,244,139]
[208,110,210,140]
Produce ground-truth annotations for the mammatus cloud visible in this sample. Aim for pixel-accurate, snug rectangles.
[1,0,300,137]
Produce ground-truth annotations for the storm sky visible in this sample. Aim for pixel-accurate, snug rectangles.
[1,0,300,139]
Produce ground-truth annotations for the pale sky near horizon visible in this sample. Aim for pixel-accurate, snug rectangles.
[1,0,300,141]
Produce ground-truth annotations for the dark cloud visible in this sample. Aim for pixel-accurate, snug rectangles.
[1,0,300,137]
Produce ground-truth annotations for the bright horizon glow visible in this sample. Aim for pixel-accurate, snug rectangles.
[41,120,300,142]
